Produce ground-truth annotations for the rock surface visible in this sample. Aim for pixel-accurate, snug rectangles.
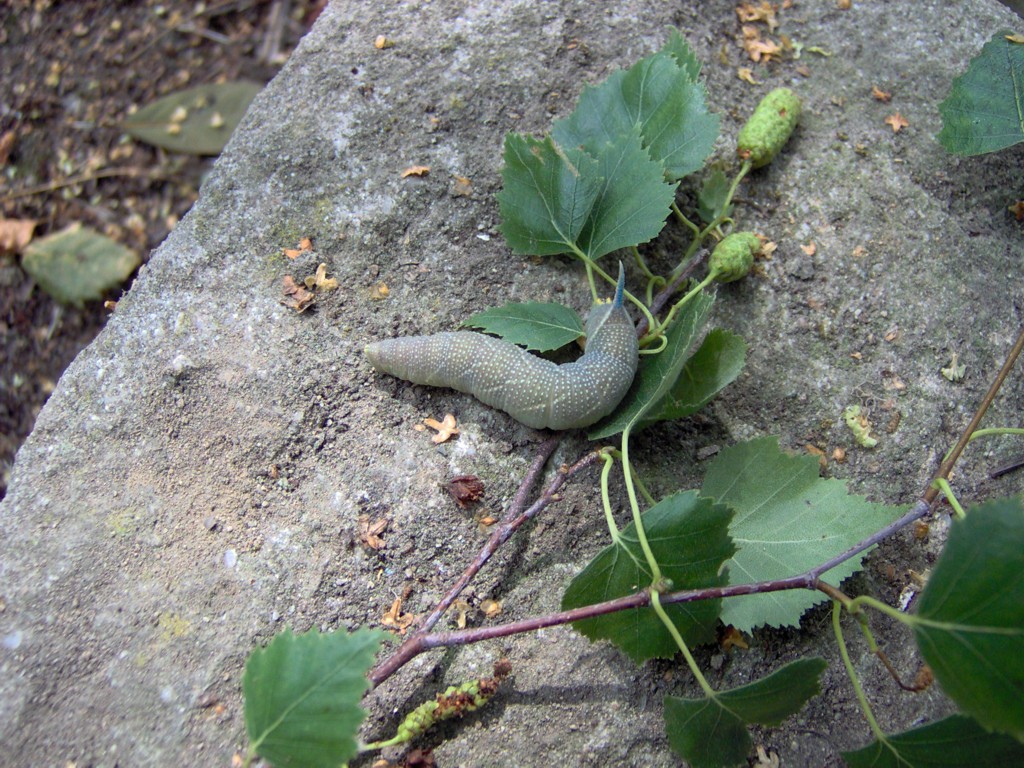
[2,1,1022,765]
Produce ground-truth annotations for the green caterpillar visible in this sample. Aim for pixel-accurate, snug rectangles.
[736,87,802,169]
[365,270,638,430]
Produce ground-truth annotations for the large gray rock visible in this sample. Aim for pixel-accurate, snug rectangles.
[2,1,1021,765]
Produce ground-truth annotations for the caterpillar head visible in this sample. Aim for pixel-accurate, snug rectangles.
[584,263,630,340]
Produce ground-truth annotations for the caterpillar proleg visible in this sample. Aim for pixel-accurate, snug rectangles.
[365,269,638,430]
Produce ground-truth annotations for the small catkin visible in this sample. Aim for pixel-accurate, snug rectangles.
[709,231,760,283]
[736,87,802,169]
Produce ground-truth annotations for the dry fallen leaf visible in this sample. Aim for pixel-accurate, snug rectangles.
[370,281,390,300]
[883,372,907,391]
[0,218,36,255]
[720,625,749,651]
[837,0,852,8]
[381,597,416,633]
[281,275,315,312]
[736,1,779,33]
[451,175,472,196]
[885,410,902,434]
[309,262,338,291]
[480,599,502,619]
[448,475,485,508]
[358,514,390,550]
[804,443,827,471]
[374,35,394,49]
[453,599,471,629]
[423,414,459,443]
[401,165,430,178]
[941,352,965,382]
[746,37,783,63]
[871,85,892,102]
[1005,33,1024,44]
[800,241,816,256]
[1008,200,1024,221]
[737,67,760,84]
[741,24,783,62]
[282,236,313,260]
[884,112,909,133]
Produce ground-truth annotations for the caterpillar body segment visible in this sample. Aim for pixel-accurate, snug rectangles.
[365,272,638,430]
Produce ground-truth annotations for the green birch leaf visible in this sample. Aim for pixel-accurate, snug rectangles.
[666,696,750,768]
[588,289,714,440]
[21,223,141,306]
[661,27,703,82]
[701,437,903,631]
[243,626,385,768]
[911,497,1024,739]
[124,81,261,155]
[697,167,734,224]
[461,301,584,352]
[664,658,827,768]
[937,31,1024,155]
[842,714,1024,768]
[497,133,602,256]
[551,50,718,180]
[641,328,746,424]
[576,128,678,260]
[561,491,734,663]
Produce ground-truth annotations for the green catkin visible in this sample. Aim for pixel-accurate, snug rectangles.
[736,87,802,169]
[843,405,878,448]
[376,667,508,748]
[708,232,760,283]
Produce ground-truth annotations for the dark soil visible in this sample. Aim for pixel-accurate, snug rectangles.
[0,0,323,498]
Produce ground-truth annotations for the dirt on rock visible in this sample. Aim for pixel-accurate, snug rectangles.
[0,0,323,498]
[1,1,1023,767]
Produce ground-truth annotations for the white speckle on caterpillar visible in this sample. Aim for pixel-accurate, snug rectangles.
[365,271,638,430]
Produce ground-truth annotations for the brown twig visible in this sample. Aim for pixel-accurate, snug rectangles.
[635,249,709,337]
[258,0,290,64]
[369,440,605,687]
[414,435,561,636]
[923,324,1024,504]
[368,570,849,674]
[873,650,932,692]
[1,166,178,202]
[990,454,1024,479]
